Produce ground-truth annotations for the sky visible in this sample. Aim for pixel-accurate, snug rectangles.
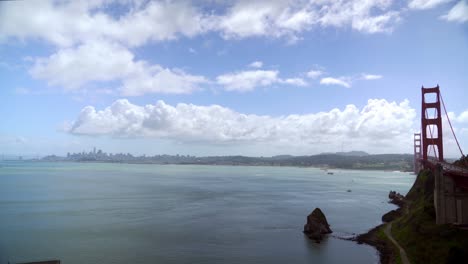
[0,0,467,158]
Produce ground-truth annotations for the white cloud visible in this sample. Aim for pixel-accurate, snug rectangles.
[456,109,468,123]
[0,0,404,49]
[408,0,452,10]
[115,1,211,46]
[66,98,417,153]
[214,1,311,40]
[0,0,210,47]
[0,0,404,97]
[216,70,306,92]
[320,77,351,88]
[439,110,468,158]
[307,69,324,79]
[30,41,134,90]
[280,78,308,86]
[319,73,383,88]
[316,0,400,33]
[215,0,401,40]
[121,66,208,96]
[361,74,383,80]
[248,61,263,68]
[30,40,207,95]
[216,70,280,92]
[350,11,400,33]
[30,40,307,95]
[441,1,468,23]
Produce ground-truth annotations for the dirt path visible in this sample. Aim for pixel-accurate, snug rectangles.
[384,223,411,264]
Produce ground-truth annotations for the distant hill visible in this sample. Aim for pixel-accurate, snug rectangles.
[41,151,413,171]
[320,151,370,157]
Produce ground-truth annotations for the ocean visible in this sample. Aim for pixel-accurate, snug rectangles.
[0,161,414,264]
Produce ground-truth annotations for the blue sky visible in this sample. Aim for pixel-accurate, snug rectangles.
[1,0,467,158]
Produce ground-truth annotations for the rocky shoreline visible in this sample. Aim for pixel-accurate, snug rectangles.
[338,166,468,264]
[352,190,406,264]
[353,224,396,264]
[302,193,403,263]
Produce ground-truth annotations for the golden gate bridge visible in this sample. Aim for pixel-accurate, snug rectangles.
[414,85,468,225]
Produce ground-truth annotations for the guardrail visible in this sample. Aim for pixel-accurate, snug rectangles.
[420,158,468,177]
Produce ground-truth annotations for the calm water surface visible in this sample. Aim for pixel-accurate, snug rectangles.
[0,162,415,264]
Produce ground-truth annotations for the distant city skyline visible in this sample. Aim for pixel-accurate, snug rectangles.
[1,0,468,158]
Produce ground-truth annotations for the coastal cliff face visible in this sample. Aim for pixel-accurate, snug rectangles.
[303,208,332,242]
[356,168,468,264]
[391,170,468,264]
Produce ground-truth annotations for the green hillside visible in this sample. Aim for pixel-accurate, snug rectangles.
[392,170,468,264]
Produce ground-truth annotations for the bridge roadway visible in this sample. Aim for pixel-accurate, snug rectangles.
[420,158,468,189]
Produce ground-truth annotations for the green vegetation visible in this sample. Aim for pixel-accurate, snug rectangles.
[377,226,386,240]
[376,226,402,264]
[391,170,468,264]
[355,224,400,264]
[453,156,468,168]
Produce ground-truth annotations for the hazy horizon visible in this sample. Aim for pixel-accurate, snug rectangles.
[0,149,418,160]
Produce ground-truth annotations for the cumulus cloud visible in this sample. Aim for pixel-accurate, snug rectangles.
[361,74,383,80]
[0,0,404,48]
[30,40,207,94]
[216,70,279,92]
[320,77,351,88]
[214,1,309,40]
[315,0,401,33]
[0,0,430,97]
[440,1,468,23]
[438,110,468,158]
[455,109,468,123]
[0,0,210,47]
[29,40,307,94]
[216,70,306,92]
[121,66,208,96]
[66,98,417,153]
[215,0,401,40]
[248,61,263,68]
[408,0,468,25]
[280,78,308,86]
[350,11,400,33]
[408,0,452,10]
[319,73,383,88]
[30,41,133,89]
[0,0,403,96]
[29,38,379,94]
[307,69,324,79]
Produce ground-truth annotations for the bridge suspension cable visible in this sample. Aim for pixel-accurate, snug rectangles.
[440,91,465,157]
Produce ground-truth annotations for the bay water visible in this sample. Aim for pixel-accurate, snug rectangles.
[0,161,414,264]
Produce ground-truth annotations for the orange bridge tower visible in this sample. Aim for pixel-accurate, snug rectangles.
[421,85,444,162]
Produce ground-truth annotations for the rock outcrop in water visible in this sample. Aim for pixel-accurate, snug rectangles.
[388,190,405,207]
[303,208,332,242]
